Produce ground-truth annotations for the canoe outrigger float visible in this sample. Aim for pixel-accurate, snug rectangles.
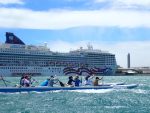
[0,83,138,93]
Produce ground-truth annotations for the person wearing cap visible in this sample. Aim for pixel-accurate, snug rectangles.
[93,77,103,86]
[48,75,58,87]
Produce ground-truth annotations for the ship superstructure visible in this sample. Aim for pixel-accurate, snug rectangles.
[0,32,117,76]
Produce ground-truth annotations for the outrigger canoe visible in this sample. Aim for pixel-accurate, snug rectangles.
[0,84,138,93]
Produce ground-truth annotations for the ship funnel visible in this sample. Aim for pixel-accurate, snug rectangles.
[5,32,25,45]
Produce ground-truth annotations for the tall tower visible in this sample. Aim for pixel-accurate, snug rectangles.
[127,53,130,68]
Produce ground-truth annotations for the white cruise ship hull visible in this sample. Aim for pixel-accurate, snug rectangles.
[0,66,116,76]
[0,32,117,77]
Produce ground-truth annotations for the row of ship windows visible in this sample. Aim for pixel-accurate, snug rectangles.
[0,67,43,69]
[1,69,62,73]
[88,61,115,64]
[87,60,115,63]
[0,62,83,66]
[91,64,114,67]
[7,57,113,60]
[0,58,84,61]
[0,67,61,70]
[0,58,115,63]
[0,67,27,69]
[87,58,115,60]
[0,51,114,57]
[88,54,114,56]
[0,63,82,66]
[9,70,61,73]
[0,59,115,63]
[0,65,76,67]
[0,60,83,64]
[0,64,114,67]
[0,55,114,59]
[0,50,47,55]
[88,55,115,57]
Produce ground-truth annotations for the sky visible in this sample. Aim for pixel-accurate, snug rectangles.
[0,0,150,68]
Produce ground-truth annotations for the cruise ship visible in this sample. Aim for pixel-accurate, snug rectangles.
[0,32,117,76]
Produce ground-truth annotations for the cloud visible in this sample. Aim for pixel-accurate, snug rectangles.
[46,40,150,67]
[95,0,150,9]
[0,0,24,5]
[0,8,150,29]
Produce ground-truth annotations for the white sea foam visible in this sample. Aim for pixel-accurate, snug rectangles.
[131,89,148,94]
[30,91,44,94]
[51,90,62,93]
[70,89,114,93]
[28,90,62,94]
[20,92,29,94]
[139,84,145,86]
[105,106,126,109]
[0,92,21,95]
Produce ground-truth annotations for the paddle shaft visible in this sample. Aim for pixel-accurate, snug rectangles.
[1,76,7,87]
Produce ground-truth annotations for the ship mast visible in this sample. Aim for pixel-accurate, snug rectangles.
[87,43,93,50]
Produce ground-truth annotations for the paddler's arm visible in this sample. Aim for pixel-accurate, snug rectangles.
[100,77,103,80]
[53,78,59,84]
[89,74,95,79]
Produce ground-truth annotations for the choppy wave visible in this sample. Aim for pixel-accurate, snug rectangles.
[105,106,126,109]
[113,88,149,94]
[0,76,150,113]
[130,89,149,94]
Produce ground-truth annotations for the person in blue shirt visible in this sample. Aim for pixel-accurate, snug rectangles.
[40,78,49,86]
[40,75,59,87]
[74,75,81,87]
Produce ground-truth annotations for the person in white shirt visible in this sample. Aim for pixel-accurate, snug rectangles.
[84,74,94,85]
[21,75,30,87]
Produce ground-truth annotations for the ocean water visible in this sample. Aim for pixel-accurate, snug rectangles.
[0,75,150,113]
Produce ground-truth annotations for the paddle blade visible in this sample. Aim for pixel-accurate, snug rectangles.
[59,81,65,87]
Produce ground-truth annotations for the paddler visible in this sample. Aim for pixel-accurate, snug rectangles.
[74,75,82,87]
[67,76,75,87]
[93,77,103,86]
[48,75,59,87]
[20,74,31,87]
[83,74,94,85]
